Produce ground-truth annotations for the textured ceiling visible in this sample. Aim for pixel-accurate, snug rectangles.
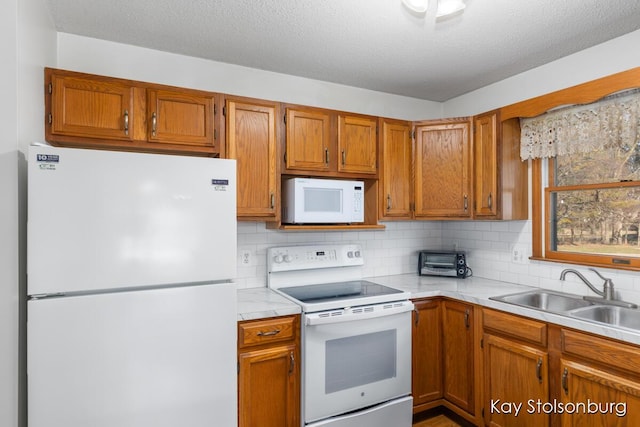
[46,0,640,102]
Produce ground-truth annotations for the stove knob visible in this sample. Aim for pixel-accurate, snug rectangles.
[284,254,293,263]
[347,251,354,258]
[354,250,361,258]
[273,254,284,263]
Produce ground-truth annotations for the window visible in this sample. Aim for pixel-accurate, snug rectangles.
[544,147,640,269]
[524,86,640,270]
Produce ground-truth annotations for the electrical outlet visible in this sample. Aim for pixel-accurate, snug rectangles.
[241,250,251,266]
[511,244,527,264]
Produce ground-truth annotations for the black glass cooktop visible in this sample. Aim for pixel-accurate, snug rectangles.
[279,280,403,304]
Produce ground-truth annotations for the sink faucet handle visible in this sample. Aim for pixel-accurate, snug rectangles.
[588,268,611,283]
[588,268,615,299]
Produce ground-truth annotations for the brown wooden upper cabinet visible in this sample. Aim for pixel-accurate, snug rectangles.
[225,97,279,221]
[45,68,220,156]
[473,110,528,220]
[337,114,377,174]
[146,88,215,148]
[414,118,472,219]
[284,106,378,177]
[284,107,332,172]
[379,119,413,220]
[47,70,136,142]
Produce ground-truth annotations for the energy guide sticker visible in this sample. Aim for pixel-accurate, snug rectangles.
[36,154,59,170]
[212,179,229,191]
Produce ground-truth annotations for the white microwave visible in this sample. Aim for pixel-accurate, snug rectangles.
[282,177,365,224]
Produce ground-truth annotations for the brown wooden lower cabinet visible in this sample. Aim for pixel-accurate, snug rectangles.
[558,359,640,426]
[482,308,640,427]
[412,299,443,410]
[483,334,549,427]
[442,300,475,415]
[412,298,479,425]
[237,315,300,427]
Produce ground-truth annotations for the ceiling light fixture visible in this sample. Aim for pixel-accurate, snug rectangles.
[436,0,466,18]
[401,0,429,14]
[401,0,466,18]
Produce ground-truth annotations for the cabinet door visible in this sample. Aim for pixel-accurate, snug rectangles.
[147,89,215,147]
[559,359,640,427]
[412,299,443,409]
[238,344,299,427]
[337,115,377,174]
[380,120,413,219]
[442,300,474,414]
[474,112,499,217]
[226,99,278,219]
[49,73,135,141]
[285,108,331,172]
[484,334,549,427]
[414,120,471,218]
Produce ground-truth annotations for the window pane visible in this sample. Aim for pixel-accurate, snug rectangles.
[550,187,640,257]
[555,144,640,186]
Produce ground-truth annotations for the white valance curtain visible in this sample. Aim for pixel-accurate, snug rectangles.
[519,89,640,161]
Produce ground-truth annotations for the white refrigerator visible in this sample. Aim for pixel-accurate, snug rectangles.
[27,144,238,427]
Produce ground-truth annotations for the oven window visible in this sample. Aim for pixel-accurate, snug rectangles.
[304,188,343,213]
[325,329,396,394]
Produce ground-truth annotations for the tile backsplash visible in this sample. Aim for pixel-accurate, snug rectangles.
[236,219,640,305]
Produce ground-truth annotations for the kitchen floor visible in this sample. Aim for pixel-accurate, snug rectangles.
[413,409,471,427]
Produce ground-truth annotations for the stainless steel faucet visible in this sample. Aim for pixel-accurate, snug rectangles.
[560,268,637,308]
[559,268,614,299]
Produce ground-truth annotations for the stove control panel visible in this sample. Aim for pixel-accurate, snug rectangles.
[268,244,364,272]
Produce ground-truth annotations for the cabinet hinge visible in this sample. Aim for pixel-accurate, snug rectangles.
[213,104,217,115]
[411,130,416,139]
[480,338,484,348]
[284,152,287,163]
[48,113,52,125]
[283,113,287,125]
[237,361,240,374]
[48,83,52,94]
[482,408,485,418]
[222,106,226,117]
[214,129,218,140]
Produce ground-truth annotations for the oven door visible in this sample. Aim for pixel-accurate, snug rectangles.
[303,301,413,424]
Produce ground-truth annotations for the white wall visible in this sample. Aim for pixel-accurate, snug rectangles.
[443,29,640,117]
[56,34,443,121]
[3,1,58,427]
[0,2,20,426]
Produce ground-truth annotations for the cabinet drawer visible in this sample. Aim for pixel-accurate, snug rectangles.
[483,308,547,346]
[238,316,297,348]
[561,328,640,376]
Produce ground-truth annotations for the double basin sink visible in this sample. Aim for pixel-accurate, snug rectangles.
[490,290,640,332]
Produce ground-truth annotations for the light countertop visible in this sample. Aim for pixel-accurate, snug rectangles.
[238,274,640,345]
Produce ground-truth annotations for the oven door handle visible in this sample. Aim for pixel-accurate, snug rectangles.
[305,301,414,326]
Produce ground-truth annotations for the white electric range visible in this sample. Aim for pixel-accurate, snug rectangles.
[267,244,414,427]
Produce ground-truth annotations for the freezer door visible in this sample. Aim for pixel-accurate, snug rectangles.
[28,145,236,295]
[27,283,237,427]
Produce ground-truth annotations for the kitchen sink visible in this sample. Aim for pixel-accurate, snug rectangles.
[490,290,594,313]
[568,305,640,331]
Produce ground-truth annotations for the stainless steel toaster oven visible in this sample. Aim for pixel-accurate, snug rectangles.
[418,250,469,278]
